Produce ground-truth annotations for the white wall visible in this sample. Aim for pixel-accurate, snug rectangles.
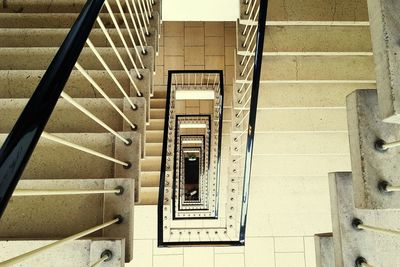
[162,0,239,21]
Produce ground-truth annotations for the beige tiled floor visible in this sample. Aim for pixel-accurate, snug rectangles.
[128,206,317,267]
[154,21,235,101]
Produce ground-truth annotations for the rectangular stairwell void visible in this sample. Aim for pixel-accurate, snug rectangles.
[157,70,251,246]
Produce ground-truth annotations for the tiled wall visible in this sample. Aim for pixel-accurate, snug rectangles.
[127,206,318,267]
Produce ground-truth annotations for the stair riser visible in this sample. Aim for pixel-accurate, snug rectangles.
[233,83,376,108]
[237,23,372,53]
[239,0,368,22]
[235,55,376,82]
[0,70,130,99]
[0,133,133,180]
[0,12,160,29]
[0,47,152,70]
[0,239,124,266]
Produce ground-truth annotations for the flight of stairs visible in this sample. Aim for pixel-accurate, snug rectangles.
[0,0,162,264]
[313,0,400,266]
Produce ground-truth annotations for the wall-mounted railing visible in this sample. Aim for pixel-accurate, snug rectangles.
[0,0,157,264]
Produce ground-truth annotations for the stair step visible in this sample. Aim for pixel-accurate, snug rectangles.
[239,0,368,22]
[0,47,152,71]
[0,239,125,265]
[146,130,163,143]
[0,98,128,134]
[0,0,121,13]
[0,12,143,28]
[145,143,162,156]
[141,171,161,187]
[141,156,161,172]
[150,98,166,108]
[150,108,165,119]
[0,70,131,99]
[329,172,400,266]
[0,133,128,180]
[139,187,159,205]
[0,28,131,47]
[368,0,400,123]
[232,108,348,133]
[233,83,376,109]
[346,89,400,209]
[235,54,376,83]
[314,233,334,267]
[1,178,135,261]
[237,24,372,54]
[147,119,164,130]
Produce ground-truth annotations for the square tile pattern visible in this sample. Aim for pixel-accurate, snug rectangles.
[154,21,235,95]
[132,21,320,267]
[126,206,317,267]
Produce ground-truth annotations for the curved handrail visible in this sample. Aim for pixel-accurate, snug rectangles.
[0,0,106,218]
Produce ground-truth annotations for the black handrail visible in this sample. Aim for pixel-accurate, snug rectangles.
[239,0,268,243]
[0,0,105,218]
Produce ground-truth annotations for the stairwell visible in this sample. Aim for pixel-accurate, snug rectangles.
[0,0,162,264]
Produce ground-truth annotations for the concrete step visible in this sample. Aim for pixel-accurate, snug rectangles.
[150,98,166,108]
[233,83,376,109]
[141,156,161,172]
[147,119,164,130]
[0,98,141,133]
[346,89,400,209]
[251,132,350,155]
[237,23,372,54]
[368,0,400,123]
[233,108,348,133]
[329,172,400,267]
[0,70,131,99]
[145,143,162,156]
[235,54,376,83]
[0,178,134,262]
[314,233,334,267]
[139,187,159,205]
[0,239,125,266]
[0,12,159,29]
[0,47,153,71]
[250,154,350,177]
[0,0,125,13]
[146,130,163,143]
[239,0,368,22]
[0,28,158,49]
[0,132,136,180]
[150,108,165,119]
[141,171,160,187]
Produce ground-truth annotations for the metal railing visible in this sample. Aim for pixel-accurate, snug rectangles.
[0,0,157,264]
[232,0,267,243]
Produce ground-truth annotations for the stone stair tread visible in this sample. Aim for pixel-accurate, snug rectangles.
[0,98,128,134]
[329,172,400,267]
[0,132,129,180]
[0,47,154,70]
[141,171,161,187]
[236,23,372,54]
[239,0,368,22]
[139,187,159,205]
[1,177,135,261]
[0,239,125,266]
[0,70,131,98]
[235,54,376,82]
